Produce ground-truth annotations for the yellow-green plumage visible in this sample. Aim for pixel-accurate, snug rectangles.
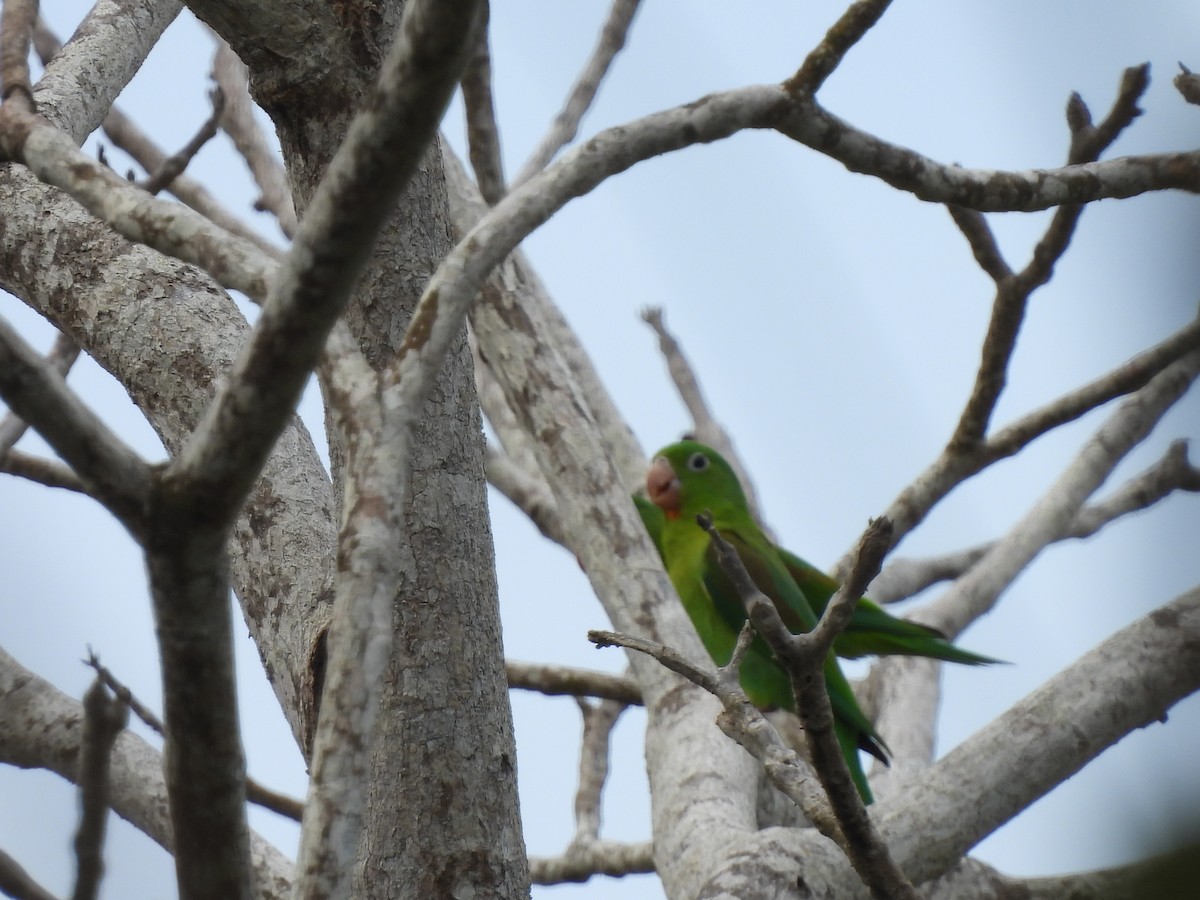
[645,441,888,803]
[633,496,1001,666]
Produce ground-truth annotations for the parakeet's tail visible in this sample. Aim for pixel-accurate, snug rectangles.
[835,721,886,805]
[868,633,1006,666]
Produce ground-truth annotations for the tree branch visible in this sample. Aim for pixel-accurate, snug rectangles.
[460,2,506,204]
[85,651,304,822]
[0,0,36,108]
[0,449,88,493]
[0,647,295,900]
[0,317,150,534]
[876,587,1200,887]
[950,65,1151,450]
[210,34,297,238]
[869,437,1200,604]
[137,86,224,196]
[511,0,642,187]
[0,330,79,455]
[929,348,1200,638]
[0,847,57,900]
[506,660,642,704]
[72,678,128,900]
[529,840,655,884]
[784,0,893,96]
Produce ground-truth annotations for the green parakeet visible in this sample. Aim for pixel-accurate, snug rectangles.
[645,440,888,803]
[635,494,1000,666]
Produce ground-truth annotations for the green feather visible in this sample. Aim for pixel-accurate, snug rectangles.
[646,440,888,803]
[778,550,1004,665]
[634,487,1002,666]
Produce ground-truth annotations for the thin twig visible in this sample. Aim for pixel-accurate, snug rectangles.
[0,318,151,534]
[485,445,567,545]
[529,840,655,884]
[950,65,1152,450]
[511,0,642,187]
[0,331,80,455]
[0,0,36,108]
[31,19,284,259]
[138,87,225,195]
[0,847,58,900]
[210,33,298,237]
[460,1,506,204]
[946,207,1011,283]
[784,0,893,96]
[572,698,625,843]
[0,449,88,492]
[588,627,841,838]
[506,660,642,705]
[72,677,129,900]
[85,652,305,822]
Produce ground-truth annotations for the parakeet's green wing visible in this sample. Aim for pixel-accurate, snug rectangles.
[780,548,1003,665]
[698,524,889,765]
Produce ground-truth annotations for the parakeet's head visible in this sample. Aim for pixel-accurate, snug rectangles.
[646,440,749,522]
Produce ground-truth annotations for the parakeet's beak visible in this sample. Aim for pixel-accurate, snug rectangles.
[646,457,681,513]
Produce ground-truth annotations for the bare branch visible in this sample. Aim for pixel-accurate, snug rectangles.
[31,1,182,145]
[777,94,1200,209]
[506,660,642,704]
[0,847,58,900]
[0,330,79,455]
[512,0,642,187]
[0,318,150,534]
[876,587,1200,887]
[485,443,567,545]
[1175,62,1200,106]
[137,87,225,196]
[930,348,1200,638]
[785,0,894,96]
[0,647,295,900]
[72,678,128,900]
[855,314,1200,566]
[460,2,506,204]
[950,66,1152,450]
[572,698,625,843]
[946,207,1011,283]
[530,840,655,884]
[986,315,1200,460]
[85,652,304,822]
[875,437,1200,603]
[590,627,842,840]
[0,450,87,493]
[0,0,36,108]
[0,113,276,301]
[210,34,298,238]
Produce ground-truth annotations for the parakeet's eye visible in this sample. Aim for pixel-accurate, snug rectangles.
[686,452,709,472]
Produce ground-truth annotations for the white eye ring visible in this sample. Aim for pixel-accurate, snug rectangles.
[687,452,709,472]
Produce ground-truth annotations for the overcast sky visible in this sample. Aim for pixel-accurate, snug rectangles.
[2,3,1199,898]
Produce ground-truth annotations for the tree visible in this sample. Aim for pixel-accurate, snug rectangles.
[0,1,1198,898]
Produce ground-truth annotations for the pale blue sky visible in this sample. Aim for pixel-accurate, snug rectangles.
[2,3,1198,897]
